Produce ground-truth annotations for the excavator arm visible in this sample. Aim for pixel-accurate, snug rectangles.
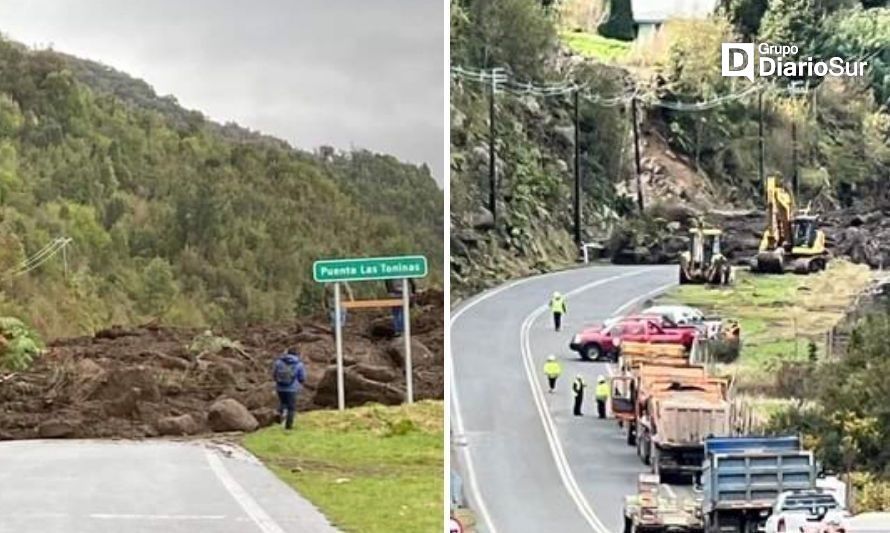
[760,175,795,252]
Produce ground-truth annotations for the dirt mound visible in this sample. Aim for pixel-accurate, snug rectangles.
[0,290,443,440]
[605,204,890,269]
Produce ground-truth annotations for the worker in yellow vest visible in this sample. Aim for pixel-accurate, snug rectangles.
[550,291,567,332]
[543,355,562,393]
[595,375,609,419]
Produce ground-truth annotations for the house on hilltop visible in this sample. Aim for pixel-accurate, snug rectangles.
[630,0,719,41]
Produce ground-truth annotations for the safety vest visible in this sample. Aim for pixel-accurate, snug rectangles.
[550,295,567,314]
[572,377,586,394]
[595,381,609,400]
[543,360,562,378]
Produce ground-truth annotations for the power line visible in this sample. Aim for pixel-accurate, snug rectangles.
[3,237,73,280]
[452,65,768,109]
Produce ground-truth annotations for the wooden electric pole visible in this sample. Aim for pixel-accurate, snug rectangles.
[631,96,644,212]
[573,87,582,246]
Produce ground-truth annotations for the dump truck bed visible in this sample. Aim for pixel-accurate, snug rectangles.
[654,394,730,446]
[702,437,815,513]
[622,342,690,371]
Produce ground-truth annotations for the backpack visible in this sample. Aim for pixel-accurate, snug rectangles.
[275,360,297,386]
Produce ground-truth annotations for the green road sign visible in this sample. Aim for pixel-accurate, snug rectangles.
[313,255,428,283]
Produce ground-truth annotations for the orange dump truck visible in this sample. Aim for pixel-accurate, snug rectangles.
[619,341,690,373]
[612,358,730,480]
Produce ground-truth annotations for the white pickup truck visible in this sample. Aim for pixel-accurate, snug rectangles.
[641,305,724,339]
[763,490,849,533]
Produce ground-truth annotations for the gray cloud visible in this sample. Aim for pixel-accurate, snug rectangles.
[0,0,444,183]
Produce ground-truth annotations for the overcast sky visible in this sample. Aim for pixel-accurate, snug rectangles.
[0,0,444,184]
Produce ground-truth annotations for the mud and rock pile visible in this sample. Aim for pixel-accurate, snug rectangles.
[0,291,443,440]
[605,204,890,269]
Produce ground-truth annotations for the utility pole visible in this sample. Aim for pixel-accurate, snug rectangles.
[791,119,798,199]
[573,87,581,246]
[789,80,807,200]
[487,68,504,225]
[631,96,644,212]
[758,89,765,197]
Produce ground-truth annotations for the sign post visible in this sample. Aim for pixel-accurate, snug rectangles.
[313,255,428,410]
[334,282,345,411]
[402,277,413,403]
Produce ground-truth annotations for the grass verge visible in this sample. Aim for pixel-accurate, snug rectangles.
[243,400,443,533]
[656,260,872,392]
[560,30,630,61]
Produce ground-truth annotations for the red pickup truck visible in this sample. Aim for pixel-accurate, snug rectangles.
[568,315,698,361]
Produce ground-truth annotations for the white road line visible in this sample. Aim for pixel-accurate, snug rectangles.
[449,267,621,533]
[204,448,287,533]
[90,514,227,521]
[519,268,660,533]
[610,283,676,318]
[447,353,497,533]
[450,266,670,533]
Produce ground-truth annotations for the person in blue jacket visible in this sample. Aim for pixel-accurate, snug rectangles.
[272,347,306,430]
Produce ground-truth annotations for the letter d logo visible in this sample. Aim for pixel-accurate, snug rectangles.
[722,43,755,82]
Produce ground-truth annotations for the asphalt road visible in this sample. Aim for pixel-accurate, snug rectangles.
[451,265,677,533]
[0,439,337,533]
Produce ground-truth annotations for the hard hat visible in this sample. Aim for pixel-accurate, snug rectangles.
[597,375,605,382]
[553,291,561,298]
[576,374,583,379]
[547,355,556,361]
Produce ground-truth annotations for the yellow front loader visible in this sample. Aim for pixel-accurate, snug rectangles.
[678,228,733,285]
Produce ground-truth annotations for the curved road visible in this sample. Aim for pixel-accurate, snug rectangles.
[0,440,337,533]
[451,265,676,533]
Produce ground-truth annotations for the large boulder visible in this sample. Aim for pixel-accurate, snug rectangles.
[469,207,495,231]
[207,399,258,432]
[250,407,279,428]
[156,414,199,436]
[38,419,78,438]
[386,338,438,369]
[313,364,404,407]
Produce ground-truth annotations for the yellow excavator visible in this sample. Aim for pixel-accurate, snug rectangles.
[678,227,733,285]
[751,175,829,274]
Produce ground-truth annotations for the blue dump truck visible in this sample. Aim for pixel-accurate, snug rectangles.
[701,436,817,533]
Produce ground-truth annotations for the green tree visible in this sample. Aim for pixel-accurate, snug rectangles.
[822,7,890,105]
[453,0,557,78]
[759,0,821,52]
[139,257,178,317]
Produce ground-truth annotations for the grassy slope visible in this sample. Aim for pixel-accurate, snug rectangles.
[560,30,630,61]
[243,401,443,533]
[655,260,872,392]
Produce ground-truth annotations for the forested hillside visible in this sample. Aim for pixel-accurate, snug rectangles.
[0,37,442,339]
[450,0,890,296]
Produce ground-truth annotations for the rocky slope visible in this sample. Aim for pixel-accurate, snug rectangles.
[0,291,443,440]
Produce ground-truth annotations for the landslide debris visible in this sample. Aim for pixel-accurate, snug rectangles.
[0,291,443,440]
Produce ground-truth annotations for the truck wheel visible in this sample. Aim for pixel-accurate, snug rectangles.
[640,432,651,465]
[583,344,601,361]
[652,447,660,478]
[626,423,636,446]
[623,517,633,533]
